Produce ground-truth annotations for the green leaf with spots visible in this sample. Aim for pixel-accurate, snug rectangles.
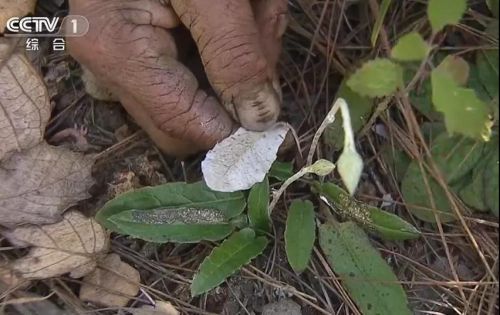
[436,55,470,86]
[401,161,456,223]
[391,32,430,61]
[319,222,412,315]
[269,161,294,181]
[108,207,235,243]
[325,81,373,150]
[427,0,467,33]
[191,228,268,296]
[347,59,404,98]
[96,181,246,233]
[431,64,492,141]
[285,200,316,273]
[316,182,420,240]
[248,177,271,233]
[430,133,485,185]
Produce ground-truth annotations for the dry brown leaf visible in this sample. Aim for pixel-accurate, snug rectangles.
[79,253,140,307]
[132,301,180,315]
[0,0,37,32]
[4,210,109,279]
[0,143,95,226]
[0,39,51,161]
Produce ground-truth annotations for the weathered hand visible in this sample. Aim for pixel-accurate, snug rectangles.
[67,0,287,157]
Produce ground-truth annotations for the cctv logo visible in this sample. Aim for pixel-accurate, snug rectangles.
[6,17,60,34]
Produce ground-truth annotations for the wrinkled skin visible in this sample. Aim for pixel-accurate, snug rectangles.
[67,0,287,157]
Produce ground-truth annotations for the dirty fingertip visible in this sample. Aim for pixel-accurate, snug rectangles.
[234,82,281,132]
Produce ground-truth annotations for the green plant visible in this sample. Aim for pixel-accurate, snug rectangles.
[96,96,420,314]
[343,0,499,221]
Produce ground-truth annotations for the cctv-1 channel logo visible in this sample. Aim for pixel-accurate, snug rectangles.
[4,15,89,37]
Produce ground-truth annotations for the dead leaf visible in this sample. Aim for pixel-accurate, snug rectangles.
[0,143,96,226]
[4,210,109,279]
[201,123,289,192]
[0,39,51,161]
[79,253,140,307]
[0,0,37,32]
[132,301,180,315]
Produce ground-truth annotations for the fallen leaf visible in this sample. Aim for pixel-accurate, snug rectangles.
[0,0,37,31]
[201,123,289,192]
[132,301,180,315]
[0,143,96,226]
[79,253,140,307]
[0,39,51,161]
[4,211,109,279]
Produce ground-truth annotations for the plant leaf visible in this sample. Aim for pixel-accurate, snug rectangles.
[337,145,363,195]
[325,81,373,150]
[319,222,412,315]
[285,200,316,273]
[269,161,294,181]
[457,172,488,212]
[191,228,268,296]
[427,0,467,33]
[305,159,336,176]
[201,123,289,192]
[431,65,492,141]
[317,182,420,240]
[248,177,271,233]
[108,208,235,243]
[347,58,404,98]
[476,50,499,100]
[436,55,470,86]
[430,133,485,184]
[483,140,499,217]
[380,144,411,183]
[391,32,430,61]
[401,161,456,223]
[96,181,246,233]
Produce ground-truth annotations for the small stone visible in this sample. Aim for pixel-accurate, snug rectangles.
[262,299,302,315]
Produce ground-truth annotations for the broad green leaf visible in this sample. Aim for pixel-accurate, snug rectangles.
[436,55,470,86]
[483,141,499,217]
[421,122,447,142]
[319,222,412,315]
[248,177,271,233]
[430,133,485,184]
[285,200,316,273]
[404,70,442,121]
[316,182,420,240]
[325,81,373,150]
[391,32,430,61]
[96,181,246,233]
[401,162,455,223]
[380,144,411,183]
[487,0,499,18]
[191,228,268,296]
[428,0,467,33]
[347,59,404,98]
[457,172,488,212]
[431,67,492,140]
[108,207,234,243]
[476,50,499,100]
[269,161,293,181]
